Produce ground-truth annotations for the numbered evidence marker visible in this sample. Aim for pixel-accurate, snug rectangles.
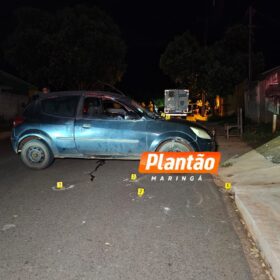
[225,182,231,190]
[130,173,137,181]
[56,182,64,189]
[137,188,145,198]
[165,114,171,120]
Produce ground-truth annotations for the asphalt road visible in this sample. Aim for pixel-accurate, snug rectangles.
[0,139,253,280]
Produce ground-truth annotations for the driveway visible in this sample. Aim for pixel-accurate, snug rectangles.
[0,139,253,280]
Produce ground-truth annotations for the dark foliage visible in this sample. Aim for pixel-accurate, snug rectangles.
[3,5,126,90]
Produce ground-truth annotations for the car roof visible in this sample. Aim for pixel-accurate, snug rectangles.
[38,90,125,100]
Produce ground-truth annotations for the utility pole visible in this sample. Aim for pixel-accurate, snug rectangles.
[203,0,208,48]
[248,6,253,82]
[201,0,216,116]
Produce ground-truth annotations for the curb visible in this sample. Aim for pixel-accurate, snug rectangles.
[235,190,280,280]
[0,131,11,140]
[216,172,278,280]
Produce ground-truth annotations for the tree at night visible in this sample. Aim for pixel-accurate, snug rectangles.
[159,31,201,91]
[3,5,126,90]
[160,24,265,98]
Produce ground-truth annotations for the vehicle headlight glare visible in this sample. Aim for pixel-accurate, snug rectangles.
[190,127,211,140]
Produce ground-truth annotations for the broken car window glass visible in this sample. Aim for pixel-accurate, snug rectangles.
[41,96,79,117]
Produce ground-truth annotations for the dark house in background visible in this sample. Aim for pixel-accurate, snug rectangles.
[0,70,37,120]
[244,66,280,125]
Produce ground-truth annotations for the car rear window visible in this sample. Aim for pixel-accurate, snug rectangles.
[41,96,80,117]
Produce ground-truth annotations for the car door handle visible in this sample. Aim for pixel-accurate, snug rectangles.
[82,124,91,129]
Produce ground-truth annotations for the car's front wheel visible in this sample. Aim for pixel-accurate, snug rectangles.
[156,139,194,152]
[20,139,54,169]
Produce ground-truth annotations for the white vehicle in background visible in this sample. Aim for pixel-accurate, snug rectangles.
[164,89,189,117]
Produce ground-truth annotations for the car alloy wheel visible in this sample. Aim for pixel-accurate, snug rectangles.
[157,139,194,152]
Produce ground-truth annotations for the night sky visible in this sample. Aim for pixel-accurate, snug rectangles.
[1,0,280,98]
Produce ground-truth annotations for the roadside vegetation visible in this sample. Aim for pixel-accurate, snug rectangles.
[243,121,280,163]
[243,121,279,148]
[2,5,126,91]
[160,25,264,102]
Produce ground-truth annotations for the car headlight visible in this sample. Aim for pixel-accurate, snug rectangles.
[190,127,211,140]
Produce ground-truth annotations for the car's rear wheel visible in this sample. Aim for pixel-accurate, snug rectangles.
[156,139,194,152]
[20,139,54,169]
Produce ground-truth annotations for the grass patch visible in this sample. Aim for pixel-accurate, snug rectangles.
[243,121,280,163]
[243,122,279,149]
[221,162,233,168]
[256,136,280,164]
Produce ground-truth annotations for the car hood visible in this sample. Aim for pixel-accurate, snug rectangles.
[151,117,214,138]
[157,117,208,130]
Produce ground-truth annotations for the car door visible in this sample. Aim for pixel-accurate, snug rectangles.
[39,95,80,155]
[74,96,147,157]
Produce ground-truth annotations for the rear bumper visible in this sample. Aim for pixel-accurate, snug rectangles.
[11,136,18,153]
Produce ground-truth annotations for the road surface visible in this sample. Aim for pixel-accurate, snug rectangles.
[0,139,253,280]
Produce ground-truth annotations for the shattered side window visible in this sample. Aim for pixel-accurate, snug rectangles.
[83,97,103,117]
[41,96,79,117]
[102,100,127,117]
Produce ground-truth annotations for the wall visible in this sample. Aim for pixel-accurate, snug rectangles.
[244,81,259,122]
[259,71,280,123]
[244,70,280,124]
[0,92,28,120]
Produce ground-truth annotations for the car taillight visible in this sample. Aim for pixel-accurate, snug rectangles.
[13,116,25,127]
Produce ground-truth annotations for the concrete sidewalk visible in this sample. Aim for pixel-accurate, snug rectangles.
[217,132,280,280]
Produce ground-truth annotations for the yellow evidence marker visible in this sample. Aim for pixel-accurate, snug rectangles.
[137,188,145,198]
[225,182,231,190]
[165,114,171,120]
[56,182,64,189]
[130,173,137,181]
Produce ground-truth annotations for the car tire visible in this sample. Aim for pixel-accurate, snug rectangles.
[156,139,194,152]
[20,139,54,169]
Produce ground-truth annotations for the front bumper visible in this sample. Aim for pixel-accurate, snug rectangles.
[197,138,216,152]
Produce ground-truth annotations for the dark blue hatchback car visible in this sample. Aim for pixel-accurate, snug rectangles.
[11,91,215,169]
